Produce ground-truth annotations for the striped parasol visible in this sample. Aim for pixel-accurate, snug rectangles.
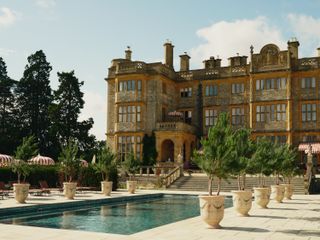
[0,154,13,167]
[29,154,55,165]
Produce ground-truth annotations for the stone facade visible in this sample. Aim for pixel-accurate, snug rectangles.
[106,40,320,166]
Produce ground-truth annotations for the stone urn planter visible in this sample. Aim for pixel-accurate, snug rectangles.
[101,181,113,196]
[13,183,30,203]
[253,187,270,208]
[63,182,77,199]
[281,184,293,200]
[232,190,252,216]
[199,195,225,229]
[271,185,285,203]
[126,180,137,194]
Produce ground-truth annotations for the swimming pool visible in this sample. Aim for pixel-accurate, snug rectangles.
[0,194,232,235]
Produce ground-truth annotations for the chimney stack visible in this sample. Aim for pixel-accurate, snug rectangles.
[228,55,247,67]
[179,52,190,71]
[203,56,221,69]
[164,40,174,68]
[287,38,299,59]
[317,47,320,57]
[125,46,132,60]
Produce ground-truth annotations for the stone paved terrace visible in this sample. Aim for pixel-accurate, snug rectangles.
[0,190,319,240]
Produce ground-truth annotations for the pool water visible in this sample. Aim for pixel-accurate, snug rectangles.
[1,195,232,235]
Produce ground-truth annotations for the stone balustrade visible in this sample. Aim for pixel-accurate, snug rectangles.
[156,122,196,134]
[116,61,147,74]
[298,57,320,70]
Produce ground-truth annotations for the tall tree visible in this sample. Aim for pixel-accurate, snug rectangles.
[0,57,19,154]
[52,71,95,157]
[15,50,53,154]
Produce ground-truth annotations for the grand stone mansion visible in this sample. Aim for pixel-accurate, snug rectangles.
[105,39,320,167]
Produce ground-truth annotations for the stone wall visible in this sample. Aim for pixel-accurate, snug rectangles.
[106,42,320,157]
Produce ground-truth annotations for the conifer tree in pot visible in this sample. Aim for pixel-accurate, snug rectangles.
[280,145,298,200]
[249,137,273,208]
[93,147,116,196]
[122,152,140,194]
[193,112,233,229]
[229,128,255,216]
[59,139,80,199]
[12,136,38,203]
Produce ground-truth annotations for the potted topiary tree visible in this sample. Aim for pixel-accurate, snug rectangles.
[122,152,141,194]
[249,137,274,208]
[12,136,38,203]
[270,142,286,203]
[93,147,116,196]
[59,139,80,200]
[229,128,255,216]
[193,112,233,229]
[280,145,298,200]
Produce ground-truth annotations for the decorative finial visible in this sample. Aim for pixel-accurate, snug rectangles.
[236,53,239,56]
[250,45,254,54]
[184,51,187,55]
[127,46,131,50]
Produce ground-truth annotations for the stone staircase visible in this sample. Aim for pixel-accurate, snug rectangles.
[168,174,306,194]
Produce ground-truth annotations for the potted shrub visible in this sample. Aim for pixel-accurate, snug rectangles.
[193,112,233,229]
[93,147,116,196]
[122,152,141,194]
[249,137,273,208]
[229,128,255,216]
[280,145,298,200]
[59,139,80,199]
[12,136,38,203]
[270,143,286,203]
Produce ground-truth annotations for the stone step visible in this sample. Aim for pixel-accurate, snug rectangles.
[168,176,306,194]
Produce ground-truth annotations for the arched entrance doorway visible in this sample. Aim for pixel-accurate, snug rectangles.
[161,139,174,162]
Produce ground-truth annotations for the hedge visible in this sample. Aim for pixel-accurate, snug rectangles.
[0,165,118,190]
[79,165,118,191]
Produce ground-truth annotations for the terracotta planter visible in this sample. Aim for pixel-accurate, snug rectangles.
[126,180,137,194]
[271,185,285,203]
[13,183,30,203]
[101,181,113,196]
[281,184,293,200]
[199,195,225,229]
[253,187,270,208]
[232,190,252,216]
[63,182,77,199]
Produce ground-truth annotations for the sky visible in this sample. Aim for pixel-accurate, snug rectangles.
[1,0,320,140]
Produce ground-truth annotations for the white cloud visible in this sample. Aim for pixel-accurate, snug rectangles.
[35,0,56,9]
[0,48,16,56]
[80,90,106,140]
[190,17,286,67]
[287,13,320,56]
[0,7,17,28]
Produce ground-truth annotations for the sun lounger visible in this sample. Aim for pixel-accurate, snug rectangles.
[29,188,45,196]
[39,180,51,194]
[0,181,10,199]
